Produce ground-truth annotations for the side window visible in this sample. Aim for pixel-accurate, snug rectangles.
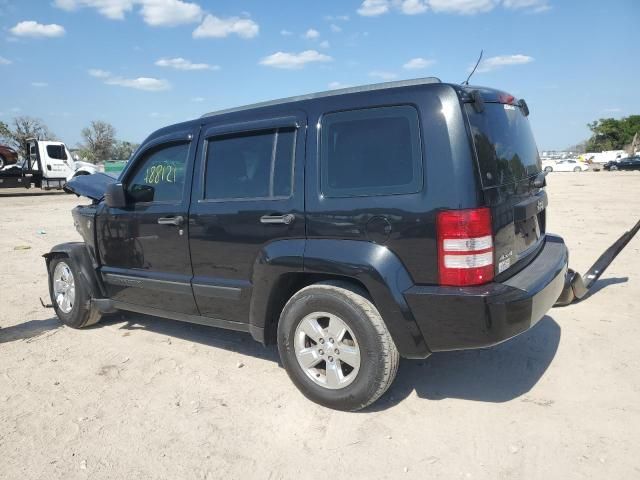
[47,144,67,160]
[126,142,189,203]
[204,128,295,200]
[321,105,422,197]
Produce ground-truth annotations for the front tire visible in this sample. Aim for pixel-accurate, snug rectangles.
[278,281,399,411]
[544,166,553,173]
[573,166,582,172]
[48,256,101,329]
[0,155,5,169]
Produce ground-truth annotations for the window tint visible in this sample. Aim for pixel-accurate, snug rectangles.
[465,103,541,187]
[321,106,422,197]
[126,142,189,203]
[47,144,67,160]
[205,128,295,200]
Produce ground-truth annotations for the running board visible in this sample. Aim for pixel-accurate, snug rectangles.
[555,219,640,306]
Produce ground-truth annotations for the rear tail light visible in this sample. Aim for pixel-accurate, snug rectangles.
[437,208,494,286]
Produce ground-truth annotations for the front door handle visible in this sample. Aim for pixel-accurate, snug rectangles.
[157,215,184,226]
[260,213,295,225]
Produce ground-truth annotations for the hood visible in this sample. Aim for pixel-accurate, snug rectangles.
[64,172,117,200]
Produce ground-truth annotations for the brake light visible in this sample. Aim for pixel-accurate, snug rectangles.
[437,208,494,286]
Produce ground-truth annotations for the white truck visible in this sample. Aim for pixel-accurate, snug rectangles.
[0,139,97,190]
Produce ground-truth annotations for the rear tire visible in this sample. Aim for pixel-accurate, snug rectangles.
[610,165,618,171]
[544,166,553,173]
[277,281,399,411]
[0,155,5,169]
[573,166,581,172]
[48,256,101,329]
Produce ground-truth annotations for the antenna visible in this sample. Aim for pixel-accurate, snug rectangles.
[463,49,483,86]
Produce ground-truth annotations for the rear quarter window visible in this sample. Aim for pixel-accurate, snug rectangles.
[320,105,422,197]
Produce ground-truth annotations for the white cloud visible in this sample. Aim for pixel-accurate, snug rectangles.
[357,0,506,15]
[357,0,390,16]
[369,70,398,80]
[54,0,134,20]
[193,14,259,39]
[54,0,202,25]
[403,57,435,70]
[476,54,534,72]
[191,96,205,102]
[330,23,342,32]
[88,68,111,78]
[260,50,332,70]
[280,29,293,36]
[427,0,498,14]
[140,0,202,26]
[324,14,350,21]
[398,0,429,14]
[328,81,351,89]
[9,21,66,38]
[88,69,170,91]
[304,28,320,39]
[503,0,551,13]
[31,82,48,87]
[155,57,219,71]
[0,56,11,65]
[106,76,170,91]
[319,40,330,49]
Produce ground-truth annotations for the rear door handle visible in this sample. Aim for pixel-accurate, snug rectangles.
[157,215,184,226]
[260,213,295,225]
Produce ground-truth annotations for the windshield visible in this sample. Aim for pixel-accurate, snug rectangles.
[465,102,541,187]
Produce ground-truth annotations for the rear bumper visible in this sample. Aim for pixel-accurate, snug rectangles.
[404,234,568,352]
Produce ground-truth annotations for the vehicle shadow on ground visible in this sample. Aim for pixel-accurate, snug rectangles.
[0,317,61,344]
[368,316,561,411]
[100,313,280,363]
[576,276,628,302]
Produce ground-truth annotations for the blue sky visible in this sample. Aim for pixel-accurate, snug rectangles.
[1,0,638,150]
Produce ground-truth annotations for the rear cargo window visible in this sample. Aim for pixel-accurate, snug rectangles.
[465,103,541,187]
[321,105,422,197]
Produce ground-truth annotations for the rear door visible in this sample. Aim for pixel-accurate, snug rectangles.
[188,113,306,323]
[464,99,545,278]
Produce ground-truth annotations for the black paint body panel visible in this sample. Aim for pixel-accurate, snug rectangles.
[49,80,568,360]
[405,235,567,351]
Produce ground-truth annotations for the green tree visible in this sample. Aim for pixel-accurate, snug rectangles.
[585,115,640,152]
[80,120,116,163]
[111,140,139,160]
[10,116,55,159]
[0,121,11,144]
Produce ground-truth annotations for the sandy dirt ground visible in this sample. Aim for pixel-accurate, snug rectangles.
[1,172,639,480]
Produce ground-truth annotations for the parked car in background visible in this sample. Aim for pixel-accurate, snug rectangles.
[0,144,19,169]
[604,156,640,171]
[542,159,557,173]
[545,159,589,173]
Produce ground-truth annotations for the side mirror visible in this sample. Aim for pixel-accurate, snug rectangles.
[105,182,127,208]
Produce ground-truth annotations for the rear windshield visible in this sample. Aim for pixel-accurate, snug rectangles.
[465,103,541,187]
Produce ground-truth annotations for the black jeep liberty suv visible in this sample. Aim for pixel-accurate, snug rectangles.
[47,78,568,411]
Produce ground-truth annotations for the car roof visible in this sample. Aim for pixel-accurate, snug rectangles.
[200,77,442,119]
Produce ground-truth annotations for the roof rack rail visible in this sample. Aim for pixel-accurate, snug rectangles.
[201,76,442,119]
